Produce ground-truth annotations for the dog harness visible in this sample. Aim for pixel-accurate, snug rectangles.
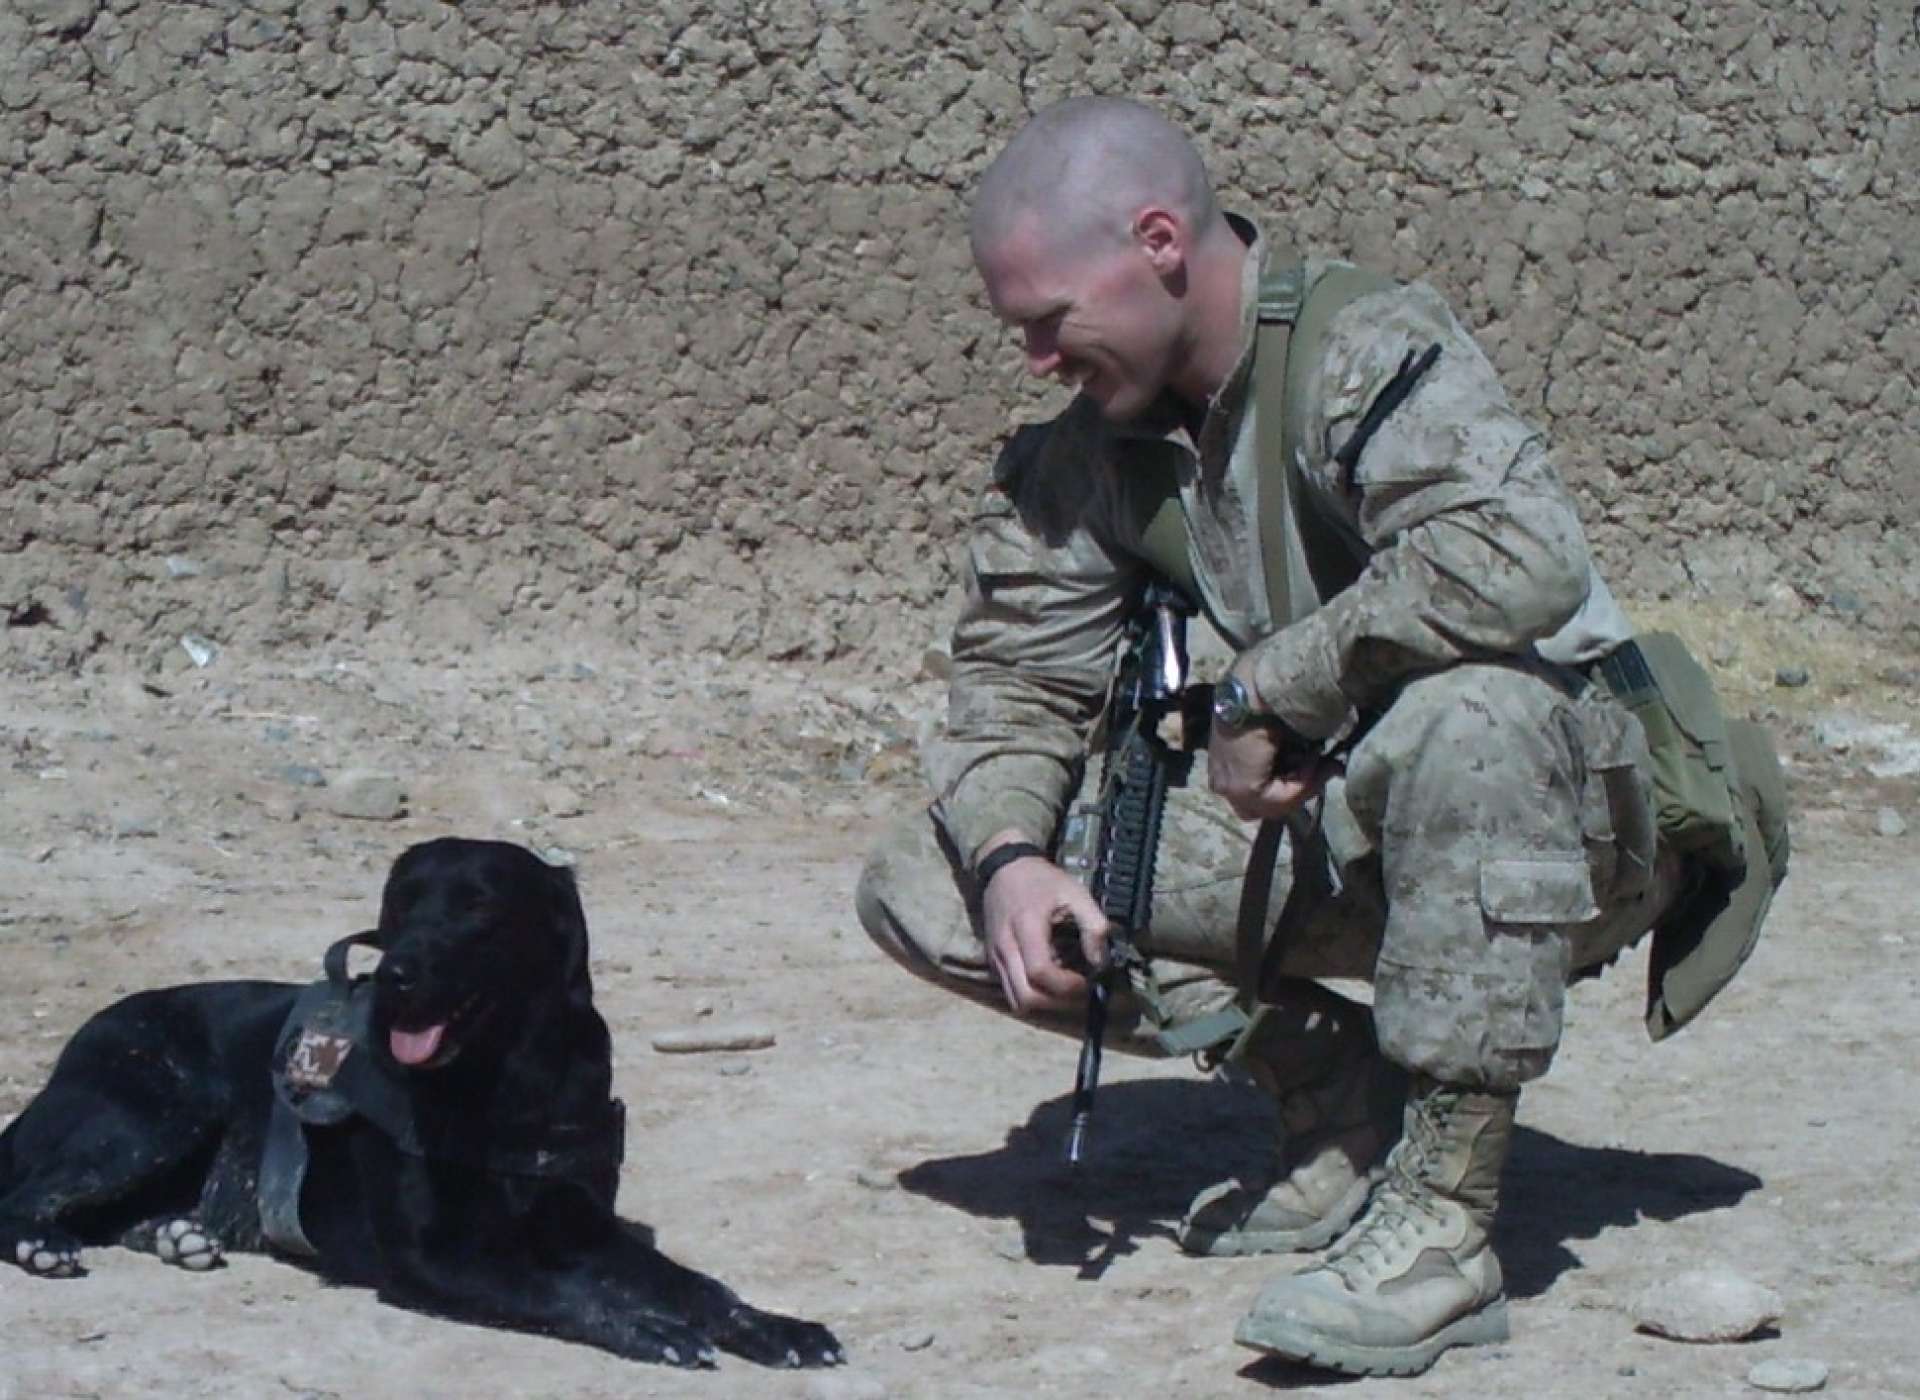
[258,931,628,1256]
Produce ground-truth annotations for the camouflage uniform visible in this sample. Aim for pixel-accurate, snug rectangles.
[858,220,1682,1092]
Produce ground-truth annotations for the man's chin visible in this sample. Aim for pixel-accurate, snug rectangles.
[1082,383,1147,425]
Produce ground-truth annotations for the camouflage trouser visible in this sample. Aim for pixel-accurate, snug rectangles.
[856,662,1685,1091]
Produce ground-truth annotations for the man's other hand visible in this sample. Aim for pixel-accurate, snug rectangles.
[977,839,1111,1014]
[1207,719,1336,821]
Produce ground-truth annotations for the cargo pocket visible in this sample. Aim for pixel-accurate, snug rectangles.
[1479,855,1592,1056]
[1372,853,1594,1086]
[1574,694,1658,910]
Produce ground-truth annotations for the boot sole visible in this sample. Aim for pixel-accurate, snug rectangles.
[1233,1296,1510,1377]
[1177,1171,1376,1258]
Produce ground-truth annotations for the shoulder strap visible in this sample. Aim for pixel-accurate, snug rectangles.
[1252,261,1396,627]
[1225,261,1395,1049]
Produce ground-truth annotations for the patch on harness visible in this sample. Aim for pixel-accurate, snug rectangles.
[285,1028,354,1090]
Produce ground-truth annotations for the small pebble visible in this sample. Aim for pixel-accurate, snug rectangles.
[1633,1267,1782,1342]
[650,1025,776,1054]
[1877,808,1907,838]
[325,769,407,821]
[853,1168,897,1191]
[900,1329,935,1352]
[1747,1357,1828,1393]
[179,634,218,668]
[539,784,585,818]
[919,645,954,682]
[1774,666,1810,688]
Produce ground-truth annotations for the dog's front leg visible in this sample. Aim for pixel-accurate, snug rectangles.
[349,1158,720,1367]
[375,1232,727,1366]
[595,1221,846,1369]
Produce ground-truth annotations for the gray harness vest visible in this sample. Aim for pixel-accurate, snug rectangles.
[259,931,627,1256]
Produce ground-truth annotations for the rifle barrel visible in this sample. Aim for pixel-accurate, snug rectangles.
[1066,974,1110,1164]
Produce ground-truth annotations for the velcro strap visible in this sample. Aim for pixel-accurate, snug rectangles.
[1256,265,1306,324]
[1592,638,1658,702]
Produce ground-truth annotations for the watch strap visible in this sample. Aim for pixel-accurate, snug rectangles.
[972,840,1049,890]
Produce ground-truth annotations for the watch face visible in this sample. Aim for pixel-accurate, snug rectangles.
[1213,677,1250,727]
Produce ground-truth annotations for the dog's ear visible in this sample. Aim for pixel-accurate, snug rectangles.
[376,839,438,940]
[544,861,594,1002]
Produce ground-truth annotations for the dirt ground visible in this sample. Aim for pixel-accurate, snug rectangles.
[3,619,1918,1400]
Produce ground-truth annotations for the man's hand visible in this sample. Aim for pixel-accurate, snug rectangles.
[1207,717,1335,821]
[976,834,1111,1014]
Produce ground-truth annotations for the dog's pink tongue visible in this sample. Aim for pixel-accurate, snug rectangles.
[389,1023,446,1066]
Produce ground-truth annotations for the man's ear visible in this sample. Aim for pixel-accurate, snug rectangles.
[1132,206,1186,274]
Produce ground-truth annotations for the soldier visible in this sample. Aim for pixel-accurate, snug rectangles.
[857,96,1786,1376]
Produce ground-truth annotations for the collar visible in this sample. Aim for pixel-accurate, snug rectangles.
[1184,213,1271,477]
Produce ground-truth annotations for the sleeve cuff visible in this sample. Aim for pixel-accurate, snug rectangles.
[933,774,1065,869]
[1243,616,1353,741]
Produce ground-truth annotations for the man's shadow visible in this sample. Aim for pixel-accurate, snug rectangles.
[896,1076,1761,1297]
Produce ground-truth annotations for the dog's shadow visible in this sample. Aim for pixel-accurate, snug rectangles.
[896,1076,1762,1296]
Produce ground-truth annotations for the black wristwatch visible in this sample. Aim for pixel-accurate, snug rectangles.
[1211,673,1258,731]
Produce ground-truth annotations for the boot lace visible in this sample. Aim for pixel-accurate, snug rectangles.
[1321,1085,1457,1286]
[1323,1179,1442,1285]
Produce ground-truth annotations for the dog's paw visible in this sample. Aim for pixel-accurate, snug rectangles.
[715,1305,846,1369]
[153,1219,223,1272]
[627,1313,719,1369]
[13,1235,83,1278]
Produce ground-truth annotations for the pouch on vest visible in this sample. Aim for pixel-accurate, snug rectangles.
[1593,632,1744,875]
[1590,631,1791,1039]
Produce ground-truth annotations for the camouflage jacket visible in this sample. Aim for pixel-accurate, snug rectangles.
[928,221,1633,866]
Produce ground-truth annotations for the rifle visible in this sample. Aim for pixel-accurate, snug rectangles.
[1060,578,1203,1164]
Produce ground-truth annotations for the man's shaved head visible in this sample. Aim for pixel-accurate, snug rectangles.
[969,97,1220,263]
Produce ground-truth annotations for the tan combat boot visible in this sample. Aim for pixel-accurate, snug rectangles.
[1233,1074,1517,1376]
[1177,986,1405,1258]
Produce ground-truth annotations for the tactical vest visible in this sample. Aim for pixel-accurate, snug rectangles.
[259,932,627,1256]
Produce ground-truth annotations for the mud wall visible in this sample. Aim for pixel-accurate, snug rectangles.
[3,0,1916,673]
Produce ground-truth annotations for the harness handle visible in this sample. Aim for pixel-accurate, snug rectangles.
[322,929,384,985]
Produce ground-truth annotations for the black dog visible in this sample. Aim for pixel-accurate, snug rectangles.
[0,836,842,1370]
